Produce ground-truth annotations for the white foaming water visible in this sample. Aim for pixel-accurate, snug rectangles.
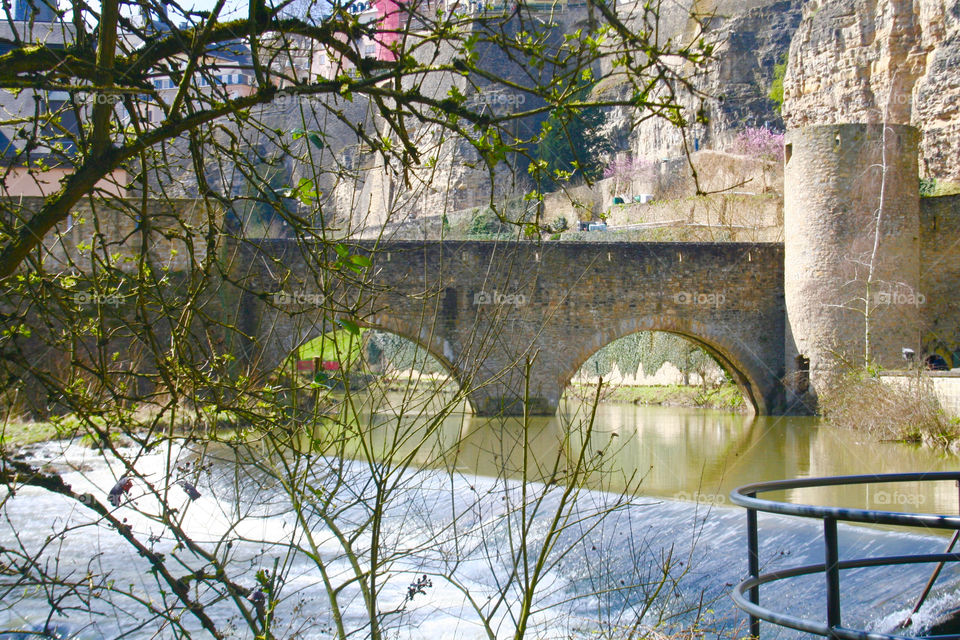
[4,438,960,639]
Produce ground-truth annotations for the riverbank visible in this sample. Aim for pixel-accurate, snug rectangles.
[569,382,746,412]
[0,420,61,448]
[819,368,960,453]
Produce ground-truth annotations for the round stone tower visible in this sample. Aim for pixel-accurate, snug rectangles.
[783,123,922,411]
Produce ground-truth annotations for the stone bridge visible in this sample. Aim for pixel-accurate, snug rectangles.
[231,240,786,415]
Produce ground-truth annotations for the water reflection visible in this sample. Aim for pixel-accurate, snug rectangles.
[337,393,960,520]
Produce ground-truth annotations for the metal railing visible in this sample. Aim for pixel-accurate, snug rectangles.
[730,472,960,640]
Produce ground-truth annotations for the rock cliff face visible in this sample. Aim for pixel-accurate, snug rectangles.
[783,0,960,181]
[615,0,803,161]
[325,11,584,229]
[330,0,805,228]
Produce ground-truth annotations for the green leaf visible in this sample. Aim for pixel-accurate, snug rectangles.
[282,177,318,204]
[337,318,360,335]
[446,85,466,106]
[334,244,349,259]
[294,128,325,150]
[349,254,372,268]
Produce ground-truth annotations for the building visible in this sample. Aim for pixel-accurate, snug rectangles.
[0,5,132,197]
[313,1,382,79]
[145,41,258,125]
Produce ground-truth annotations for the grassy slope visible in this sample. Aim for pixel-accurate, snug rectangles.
[0,421,62,448]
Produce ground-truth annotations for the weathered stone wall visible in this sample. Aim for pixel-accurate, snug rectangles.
[572,360,727,387]
[233,239,786,415]
[783,0,960,182]
[783,124,922,409]
[17,196,225,272]
[333,136,522,234]
[919,194,960,357]
[882,371,960,418]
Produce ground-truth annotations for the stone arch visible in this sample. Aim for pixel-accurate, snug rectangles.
[355,314,477,414]
[250,308,477,413]
[559,316,778,416]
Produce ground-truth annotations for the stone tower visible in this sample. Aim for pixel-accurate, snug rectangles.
[783,123,922,410]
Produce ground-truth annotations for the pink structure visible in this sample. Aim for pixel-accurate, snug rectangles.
[373,0,402,60]
[314,0,450,78]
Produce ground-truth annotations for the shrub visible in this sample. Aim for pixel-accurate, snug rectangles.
[536,82,611,182]
[467,208,509,237]
[768,53,787,113]
[818,366,959,449]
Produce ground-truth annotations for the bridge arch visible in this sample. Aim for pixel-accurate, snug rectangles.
[252,308,478,413]
[559,315,776,416]
[356,313,478,414]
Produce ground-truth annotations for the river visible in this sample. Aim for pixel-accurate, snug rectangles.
[3,397,960,639]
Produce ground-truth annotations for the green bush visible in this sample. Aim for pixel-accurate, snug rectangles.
[768,53,787,113]
[365,331,446,374]
[580,332,717,385]
[469,211,501,236]
[536,82,611,183]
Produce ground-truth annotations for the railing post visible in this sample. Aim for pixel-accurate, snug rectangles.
[747,493,760,639]
[824,517,841,635]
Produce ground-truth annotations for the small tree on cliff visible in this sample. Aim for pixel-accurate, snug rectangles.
[0,0,716,637]
[731,126,784,162]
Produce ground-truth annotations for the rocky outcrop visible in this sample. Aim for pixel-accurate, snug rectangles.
[609,0,803,161]
[783,0,960,181]
[330,134,523,234]
[690,0,804,147]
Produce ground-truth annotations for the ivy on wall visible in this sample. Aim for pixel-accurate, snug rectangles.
[581,332,718,384]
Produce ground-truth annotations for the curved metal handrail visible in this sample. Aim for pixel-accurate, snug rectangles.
[729,473,960,639]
